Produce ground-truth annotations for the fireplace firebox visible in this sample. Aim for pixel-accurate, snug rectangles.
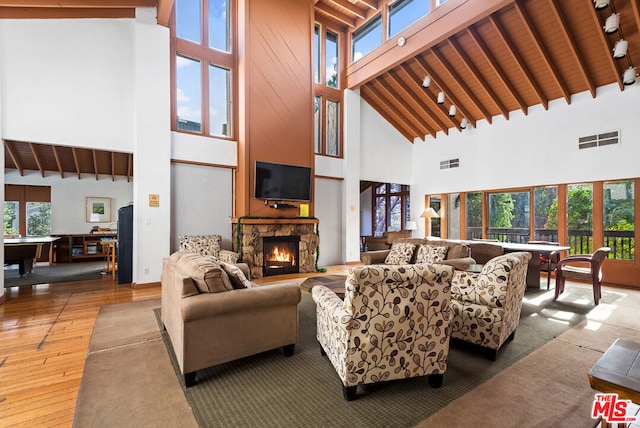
[263,235,300,276]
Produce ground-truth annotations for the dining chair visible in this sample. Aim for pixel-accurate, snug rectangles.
[554,247,611,305]
[527,241,560,290]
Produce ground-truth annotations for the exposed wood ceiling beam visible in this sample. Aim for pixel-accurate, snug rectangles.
[468,26,528,116]
[447,37,499,123]
[92,150,99,180]
[355,0,378,10]
[29,143,45,177]
[490,14,548,110]
[400,62,452,134]
[5,141,24,176]
[52,145,64,179]
[546,0,596,98]
[388,69,437,139]
[377,75,430,140]
[111,152,116,182]
[71,147,81,179]
[513,0,571,104]
[127,153,133,182]
[426,48,480,128]
[315,3,355,27]
[331,0,366,20]
[1,0,156,7]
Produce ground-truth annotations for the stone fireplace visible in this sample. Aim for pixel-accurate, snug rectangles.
[233,218,319,279]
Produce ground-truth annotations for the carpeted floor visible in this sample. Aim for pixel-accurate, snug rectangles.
[4,261,106,288]
[73,279,640,427]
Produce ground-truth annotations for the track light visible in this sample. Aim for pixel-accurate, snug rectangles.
[613,39,628,59]
[422,75,431,88]
[437,92,445,104]
[604,13,620,34]
[594,0,610,10]
[623,66,637,85]
[460,118,468,129]
[449,105,456,117]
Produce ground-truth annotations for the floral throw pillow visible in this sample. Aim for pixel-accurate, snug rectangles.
[415,244,448,264]
[384,242,416,265]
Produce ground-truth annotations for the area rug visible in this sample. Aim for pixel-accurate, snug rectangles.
[74,282,631,427]
[4,261,105,288]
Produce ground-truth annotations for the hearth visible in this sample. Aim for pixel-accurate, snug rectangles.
[263,235,300,276]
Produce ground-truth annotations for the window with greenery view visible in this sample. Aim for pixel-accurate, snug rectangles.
[4,201,19,236]
[466,192,482,239]
[447,193,461,239]
[373,183,410,236]
[488,191,530,243]
[567,183,593,254]
[603,180,634,260]
[534,186,558,241]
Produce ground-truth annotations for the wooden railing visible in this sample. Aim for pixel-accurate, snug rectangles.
[465,227,634,260]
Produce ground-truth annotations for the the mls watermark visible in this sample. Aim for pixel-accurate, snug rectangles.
[592,393,638,424]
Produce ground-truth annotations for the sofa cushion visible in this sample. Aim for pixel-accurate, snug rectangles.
[173,252,233,293]
[425,238,471,260]
[384,241,416,265]
[220,262,256,289]
[415,244,448,264]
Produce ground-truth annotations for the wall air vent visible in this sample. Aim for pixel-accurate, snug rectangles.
[440,158,460,170]
[578,130,619,149]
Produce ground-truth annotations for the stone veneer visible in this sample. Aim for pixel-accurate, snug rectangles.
[233,218,319,279]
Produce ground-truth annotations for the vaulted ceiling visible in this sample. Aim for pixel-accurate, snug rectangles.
[2,0,638,177]
[316,0,640,141]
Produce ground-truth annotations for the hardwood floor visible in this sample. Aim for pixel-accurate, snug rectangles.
[0,277,161,428]
[0,264,353,427]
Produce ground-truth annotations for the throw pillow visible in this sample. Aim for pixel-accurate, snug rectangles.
[384,242,416,265]
[220,262,256,289]
[174,253,232,293]
[415,244,448,264]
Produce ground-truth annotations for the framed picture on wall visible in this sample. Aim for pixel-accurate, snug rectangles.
[86,197,111,222]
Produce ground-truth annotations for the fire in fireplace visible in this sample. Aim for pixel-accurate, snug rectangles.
[263,235,300,276]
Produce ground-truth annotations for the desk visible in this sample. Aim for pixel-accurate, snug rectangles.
[101,239,117,280]
[499,242,570,288]
[5,237,60,276]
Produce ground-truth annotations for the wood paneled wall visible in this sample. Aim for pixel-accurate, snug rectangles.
[236,0,315,218]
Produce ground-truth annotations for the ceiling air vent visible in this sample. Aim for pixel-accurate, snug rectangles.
[578,130,619,150]
[440,158,460,170]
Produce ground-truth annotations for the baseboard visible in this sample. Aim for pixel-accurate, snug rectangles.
[130,281,161,289]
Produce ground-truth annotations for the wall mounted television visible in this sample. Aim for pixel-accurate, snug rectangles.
[254,161,312,202]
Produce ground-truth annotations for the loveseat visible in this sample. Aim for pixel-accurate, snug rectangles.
[449,251,531,359]
[360,237,503,271]
[161,251,301,387]
[312,263,454,400]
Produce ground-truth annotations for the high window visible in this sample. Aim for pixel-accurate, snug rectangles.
[314,22,342,157]
[389,0,430,38]
[352,14,382,62]
[172,0,234,138]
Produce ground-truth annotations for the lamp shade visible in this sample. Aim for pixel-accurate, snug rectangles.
[613,39,628,59]
[623,66,637,85]
[604,13,620,34]
[594,0,610,10]
[405,221,418,231]
[437,92,445,104]
[420,207,440,218]
[449,105,456,117]
[422,75,431,88]
[460,118,468,129]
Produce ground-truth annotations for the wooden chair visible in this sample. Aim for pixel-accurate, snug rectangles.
[528,240,560,290]
[554,247,611,305]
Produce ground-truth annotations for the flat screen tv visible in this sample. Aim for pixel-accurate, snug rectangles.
[254,161,312,202]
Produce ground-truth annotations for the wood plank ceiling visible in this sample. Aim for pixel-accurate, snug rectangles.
[2,0,639,177]
[316,0,640,141]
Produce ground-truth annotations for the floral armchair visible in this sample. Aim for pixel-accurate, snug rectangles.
[178,234,239,264]
[311,264,454,401]
[449,252,531,360]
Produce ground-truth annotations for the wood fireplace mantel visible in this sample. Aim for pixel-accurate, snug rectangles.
[232,218,318,225]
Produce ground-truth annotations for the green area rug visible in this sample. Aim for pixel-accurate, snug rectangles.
[158,286,583,428]
[4,261,105,287]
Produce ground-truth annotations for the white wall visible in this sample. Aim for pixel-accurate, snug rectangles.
[408,83,640,237]
[170,163,234,252]
[314,177,343,266]
[1,11,171,286]
[4,171,133,234]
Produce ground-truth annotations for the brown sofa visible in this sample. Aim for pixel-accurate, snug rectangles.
[363,231,412,251]
[161,251,301,387]
[360,237,503,270]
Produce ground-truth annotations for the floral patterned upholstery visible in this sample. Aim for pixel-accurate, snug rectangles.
[178,234,239,264]
[311,263,454,400]
[449,252,531,359]
[383,241,416,264]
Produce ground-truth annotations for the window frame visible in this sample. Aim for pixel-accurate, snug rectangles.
[171,0,236,140]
